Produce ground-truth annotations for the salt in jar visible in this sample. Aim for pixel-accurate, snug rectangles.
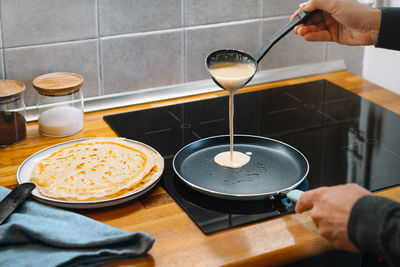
[33,72,84,137]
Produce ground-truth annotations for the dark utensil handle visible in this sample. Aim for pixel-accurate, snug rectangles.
[0,182,35,224]
[254,10,320,63]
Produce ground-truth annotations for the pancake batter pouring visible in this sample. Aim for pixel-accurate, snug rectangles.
[209,62,255,168]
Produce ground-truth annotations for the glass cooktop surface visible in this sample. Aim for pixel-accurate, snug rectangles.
[104,80,400,234]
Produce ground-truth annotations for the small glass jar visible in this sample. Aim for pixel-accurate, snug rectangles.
[33,72,84,137]
[0,80,27,147]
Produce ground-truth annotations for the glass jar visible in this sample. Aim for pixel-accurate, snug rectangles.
[0,80,27,147]
[33,72,84,137]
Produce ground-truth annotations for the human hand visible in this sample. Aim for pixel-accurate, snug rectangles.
[291,0,381,46]
[295,183,371,252]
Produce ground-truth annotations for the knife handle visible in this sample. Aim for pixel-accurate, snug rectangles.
[0,183,36,224]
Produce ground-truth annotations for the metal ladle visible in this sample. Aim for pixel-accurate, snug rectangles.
[205,10,319,92]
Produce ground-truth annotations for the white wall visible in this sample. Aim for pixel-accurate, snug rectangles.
[362,0,400,95]
[362,47,400,95]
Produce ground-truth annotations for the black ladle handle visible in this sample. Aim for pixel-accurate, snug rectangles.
[254,10,320,63]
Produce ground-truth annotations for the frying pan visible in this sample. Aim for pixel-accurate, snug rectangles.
[173,135,309,200]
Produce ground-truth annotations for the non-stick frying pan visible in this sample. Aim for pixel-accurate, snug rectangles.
[173,135,309,200]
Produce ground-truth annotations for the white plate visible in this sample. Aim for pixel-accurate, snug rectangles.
[17,137,164,209]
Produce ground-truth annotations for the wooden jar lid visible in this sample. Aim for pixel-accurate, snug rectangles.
[0,80,26,101]
[33,72,84,96]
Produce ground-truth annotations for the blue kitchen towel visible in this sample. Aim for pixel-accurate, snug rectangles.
[0,186,155,267]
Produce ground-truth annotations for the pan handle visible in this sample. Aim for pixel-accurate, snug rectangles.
[287,189,304,202]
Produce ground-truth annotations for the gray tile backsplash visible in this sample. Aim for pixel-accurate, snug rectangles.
[0,51,4,79]
[185,21,259,82]
[0,0,363,108]
[0,17,3,49]
[327,43,364,75]
[1,0,97,48]
[101,31,183,95]
[262,0,304,17]
[260,17,326,70]
[99,0,182,36]
[5,40,99,106]
[185,0,259,26]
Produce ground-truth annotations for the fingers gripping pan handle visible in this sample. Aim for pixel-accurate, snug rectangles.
[254,10,319,63]
[287,189,304,202]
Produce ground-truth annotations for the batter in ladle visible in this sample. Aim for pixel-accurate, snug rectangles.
[208,62,256,168]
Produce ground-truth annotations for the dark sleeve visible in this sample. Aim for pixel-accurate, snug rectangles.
[348,195,400,267]
[376,7,400,51]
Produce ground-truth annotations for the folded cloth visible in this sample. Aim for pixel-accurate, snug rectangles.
[0,186,155,267]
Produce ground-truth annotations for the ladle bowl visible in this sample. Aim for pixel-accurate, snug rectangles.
[205,49,257,92]
[205,10,319,91]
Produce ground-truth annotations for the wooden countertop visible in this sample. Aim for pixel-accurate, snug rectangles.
[1,71,400,266]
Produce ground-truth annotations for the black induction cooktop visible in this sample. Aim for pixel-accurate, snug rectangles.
[104,80,400,234]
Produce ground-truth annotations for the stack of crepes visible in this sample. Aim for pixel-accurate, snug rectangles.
[30,138,162,201]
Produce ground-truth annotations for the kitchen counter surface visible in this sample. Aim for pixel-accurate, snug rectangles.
[1,71,400,266]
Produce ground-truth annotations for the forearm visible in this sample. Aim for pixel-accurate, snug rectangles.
[376,7,400,50]
[348,195,400,267]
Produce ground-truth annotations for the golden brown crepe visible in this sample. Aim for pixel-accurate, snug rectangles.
[30,138,161,201]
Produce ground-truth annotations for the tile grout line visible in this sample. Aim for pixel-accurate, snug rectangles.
[2,16,293,52]
[0,0,6,78]
[4,18,263,51]
[182,0,186,84]
[95,0,103,96]
[4,37,100,50]
[258,0,263,72]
